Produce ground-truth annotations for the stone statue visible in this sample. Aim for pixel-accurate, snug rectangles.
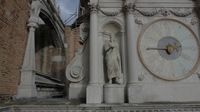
[103,33,123,84]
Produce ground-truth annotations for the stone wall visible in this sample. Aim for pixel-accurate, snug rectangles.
[0,0,29,101]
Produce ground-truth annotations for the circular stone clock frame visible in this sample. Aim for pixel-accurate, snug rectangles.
[137,18,200,81]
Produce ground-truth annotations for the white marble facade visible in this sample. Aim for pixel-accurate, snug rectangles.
[66,0,200,104]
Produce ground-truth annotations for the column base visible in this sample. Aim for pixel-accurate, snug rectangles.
[128,83,200,103]
[104,84,125,103]
[15,85,37,99]
[68,83,86,100]
[86,84,103,104]
[15,70,37,99]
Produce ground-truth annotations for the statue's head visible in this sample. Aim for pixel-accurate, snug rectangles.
[103,32,112,41]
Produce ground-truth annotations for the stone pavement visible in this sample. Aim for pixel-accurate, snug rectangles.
[1,99,200,112]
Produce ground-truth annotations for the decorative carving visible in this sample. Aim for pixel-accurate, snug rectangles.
[70,66,82,79]
[138,74,145,81]
[135,8,193,17]
[89,3,98,14]
[124,3,135,14]
[99,8,122,16]
[66,27,89,83]
[80,23,89,42]
[159,8,170,16]
[66,48,85,82]
[191,16,199,25]
[136,8,158,17]
[135,18,143,25]
[170,8,193,17]
[30,0,41,17]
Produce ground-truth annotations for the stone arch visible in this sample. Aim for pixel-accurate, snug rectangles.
[100,18,124,33]
[34,7,65,79]
[30,0,64,48]
[38,9,63,48]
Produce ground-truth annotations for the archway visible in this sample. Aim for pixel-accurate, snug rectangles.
[35,11,65,81]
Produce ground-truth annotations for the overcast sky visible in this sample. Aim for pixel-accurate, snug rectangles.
[55,0,80,25]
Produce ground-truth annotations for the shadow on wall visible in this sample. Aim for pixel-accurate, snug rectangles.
[192,0,200,19]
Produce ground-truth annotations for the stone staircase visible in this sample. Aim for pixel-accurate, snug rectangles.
[35,72,65,98]
[2,103,200,112]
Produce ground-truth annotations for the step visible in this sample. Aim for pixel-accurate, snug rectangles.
[2,103,200,112]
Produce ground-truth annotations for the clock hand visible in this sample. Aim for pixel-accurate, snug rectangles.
[146,48,167,51]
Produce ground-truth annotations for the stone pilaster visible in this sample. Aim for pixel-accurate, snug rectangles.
[125,3,138,84]
[124,2,139,103]
[16,16,39,98]
[86,3,103,104]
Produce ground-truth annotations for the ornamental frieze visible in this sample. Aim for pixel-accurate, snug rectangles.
[134,8,193,17]
[99,8,122,16]
[97,6,193,17]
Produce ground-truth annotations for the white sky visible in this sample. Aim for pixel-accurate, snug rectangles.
[55,0,80,25]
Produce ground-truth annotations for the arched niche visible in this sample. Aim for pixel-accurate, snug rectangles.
[102,22,122,43]
[100,20,126,84]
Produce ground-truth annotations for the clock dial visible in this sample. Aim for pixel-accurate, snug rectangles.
[138,19,200,81]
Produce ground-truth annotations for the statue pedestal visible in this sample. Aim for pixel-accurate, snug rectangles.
[86,84,103,103]
[68,83,86,100]
[104,84,125,103]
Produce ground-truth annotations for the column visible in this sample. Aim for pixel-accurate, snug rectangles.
[86,4,103,103]
[16,16,38,98]
[125,3,139,103]
[126,4,138,84]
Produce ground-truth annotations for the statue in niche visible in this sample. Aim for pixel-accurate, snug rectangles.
[103,32,123,84]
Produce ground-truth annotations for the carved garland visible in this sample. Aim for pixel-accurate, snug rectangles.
[135,8,158,17]
[170,8,193,17]
[135,8,193,17]
[134,8,194,25]
[90,3,193,18]
[98,7,122,16]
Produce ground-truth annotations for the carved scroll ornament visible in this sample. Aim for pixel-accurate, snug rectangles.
[66,49,85,82]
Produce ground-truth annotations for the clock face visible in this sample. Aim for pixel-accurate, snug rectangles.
[138,18,200,81]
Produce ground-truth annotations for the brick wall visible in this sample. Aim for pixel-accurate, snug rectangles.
[0,0,29,101]
[65,27,82,64]
[0,0,82,103]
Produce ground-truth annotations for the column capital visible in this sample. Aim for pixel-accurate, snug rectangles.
[89,3,98,14]
[123,3,135,14]
[28,16,39,28]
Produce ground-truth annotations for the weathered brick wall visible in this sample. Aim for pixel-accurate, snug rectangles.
[65,27,82,64]
[0,0,82,102]
[0,0,29,101]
